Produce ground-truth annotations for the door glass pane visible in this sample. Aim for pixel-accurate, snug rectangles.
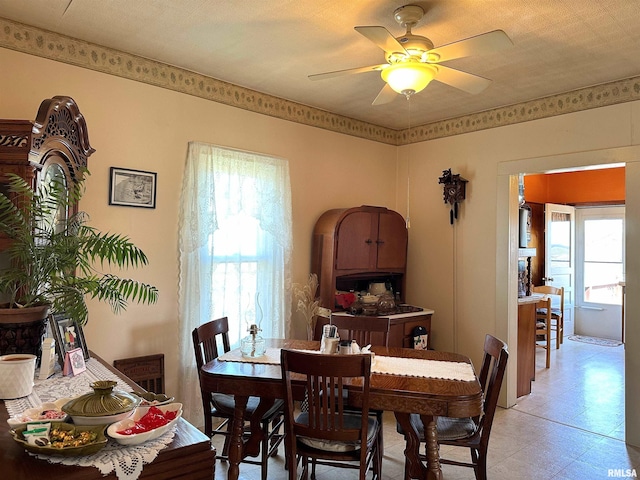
[584,219,623,262]
[549,212,571,268]
[583,218,624,305]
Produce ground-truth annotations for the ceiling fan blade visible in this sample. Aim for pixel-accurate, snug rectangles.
[309,64,387,81]
[428,30,513,63]
[355,26,408,56]
[434,65,492,94]
[372,83,398,106]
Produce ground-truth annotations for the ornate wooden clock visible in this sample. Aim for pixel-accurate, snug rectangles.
[438,168,468,224]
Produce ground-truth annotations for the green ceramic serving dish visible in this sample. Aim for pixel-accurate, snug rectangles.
[11,422,108,456]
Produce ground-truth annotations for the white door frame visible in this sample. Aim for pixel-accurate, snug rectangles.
[496,145,640,447]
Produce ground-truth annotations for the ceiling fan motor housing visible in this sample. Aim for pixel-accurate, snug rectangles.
[393,5,425,28]
[390,6,435,62]
[395,34,434,58]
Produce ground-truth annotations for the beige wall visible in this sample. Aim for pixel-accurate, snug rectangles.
[0,47,397,396]
[397,103,640,445]
[400,104,635,353]
[3,46,640,446]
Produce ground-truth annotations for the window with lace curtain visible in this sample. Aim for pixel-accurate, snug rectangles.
[177,142,293,424]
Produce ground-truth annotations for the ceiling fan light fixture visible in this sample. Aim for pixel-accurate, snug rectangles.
[381,63,437,95]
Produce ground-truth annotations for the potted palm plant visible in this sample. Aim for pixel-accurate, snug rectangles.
[0,171,158,358]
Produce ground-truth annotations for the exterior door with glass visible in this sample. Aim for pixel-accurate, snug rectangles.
[544,203,575,337]
[574,206,625,341]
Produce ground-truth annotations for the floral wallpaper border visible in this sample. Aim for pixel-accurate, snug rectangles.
[2,17,640,146]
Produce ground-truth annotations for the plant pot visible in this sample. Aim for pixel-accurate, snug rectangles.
[0,305,50,360]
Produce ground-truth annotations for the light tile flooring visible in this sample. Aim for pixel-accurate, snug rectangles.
[213,338,638,479]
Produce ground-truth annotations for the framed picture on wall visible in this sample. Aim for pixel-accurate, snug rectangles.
[109,167,157,208]
[49,313,90,367]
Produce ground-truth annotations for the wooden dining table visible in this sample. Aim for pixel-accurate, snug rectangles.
[0,352,215,480]
[199,339,483,480]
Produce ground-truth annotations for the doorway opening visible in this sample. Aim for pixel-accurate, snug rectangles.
[497,144,640,447]
[510,165,625,438]
[522,168,625,344]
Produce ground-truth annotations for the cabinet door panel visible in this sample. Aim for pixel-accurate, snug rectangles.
[335,211,374,270]
[377,211,408,269]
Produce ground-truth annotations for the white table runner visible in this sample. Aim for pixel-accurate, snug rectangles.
[4,358,177,480]
[219,348,476,382]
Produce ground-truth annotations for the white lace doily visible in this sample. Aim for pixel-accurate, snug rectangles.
[4,358,177,480]
[219,347,476,381]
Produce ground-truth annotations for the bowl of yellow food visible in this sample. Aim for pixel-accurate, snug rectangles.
[11,422,108,456]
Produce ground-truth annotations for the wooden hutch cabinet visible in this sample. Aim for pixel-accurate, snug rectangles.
[312,205,408,310]
[311,205,433,349]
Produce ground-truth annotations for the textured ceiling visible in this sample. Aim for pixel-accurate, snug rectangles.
[1,0,640,131]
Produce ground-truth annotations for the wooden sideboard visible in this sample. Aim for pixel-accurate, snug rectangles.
[0,352,215,479]
[315,309,434,349]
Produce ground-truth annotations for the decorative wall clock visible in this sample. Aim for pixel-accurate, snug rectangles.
[438,168,468,224]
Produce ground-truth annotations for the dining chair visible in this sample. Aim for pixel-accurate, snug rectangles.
[280,349,381,480]
[397,334,509,480]
[113,353,164,393]
[532,285,564,349]
[329,314,388,458]
[192,317,284,480]
[535,297,552,368]
[329,315,390,348]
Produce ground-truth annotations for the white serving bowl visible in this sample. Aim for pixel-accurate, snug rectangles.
[360,294,379,304]
[7,397,71,429]
[107,403,182,446]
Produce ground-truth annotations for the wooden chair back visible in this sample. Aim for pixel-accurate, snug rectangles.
[535,297,552,368]
[280,349,374,477]
[533,285,564,349]
[192,316,231,372]
[191,317,232,438]
[475,334,509,441]
[532,285,564,316]
[330,315,390,347]
[113,354,165,393]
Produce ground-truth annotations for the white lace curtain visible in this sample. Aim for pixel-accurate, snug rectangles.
[177,142,293,425]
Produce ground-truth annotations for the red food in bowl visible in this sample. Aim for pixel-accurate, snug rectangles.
[116,406,178,435]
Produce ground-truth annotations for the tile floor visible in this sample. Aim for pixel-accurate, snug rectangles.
[213,337,638,479]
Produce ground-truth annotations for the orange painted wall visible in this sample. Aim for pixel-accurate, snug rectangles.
[523,167,625,204]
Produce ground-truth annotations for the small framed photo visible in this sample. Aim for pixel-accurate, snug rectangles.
[109,167,157,208]
[65,348,87,376]
[49,314,90,368]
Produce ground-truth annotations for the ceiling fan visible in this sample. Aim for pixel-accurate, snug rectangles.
[309,4,513,105]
